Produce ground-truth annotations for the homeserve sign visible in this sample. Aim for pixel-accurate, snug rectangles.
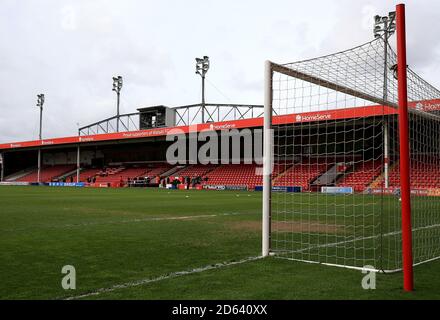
[415,102,440,112]
[294,113,332,122]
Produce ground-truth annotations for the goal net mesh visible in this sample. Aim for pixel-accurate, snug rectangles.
[269,37,440,272]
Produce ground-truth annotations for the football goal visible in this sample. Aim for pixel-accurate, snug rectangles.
[262,4,440,291]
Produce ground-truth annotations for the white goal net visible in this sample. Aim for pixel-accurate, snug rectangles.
[263,34,440,273]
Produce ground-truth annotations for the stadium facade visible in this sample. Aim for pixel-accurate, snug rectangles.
[1,99,439,193]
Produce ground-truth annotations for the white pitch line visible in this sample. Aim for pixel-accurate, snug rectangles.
[63,255,262,300]
[63,212,247,227]
[2,211,254,232]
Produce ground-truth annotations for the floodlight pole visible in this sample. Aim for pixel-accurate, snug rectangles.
[396,3,414,292]
[195,56,210,123]
[375,11,395,189]
[39,107,43,142]
[202,73,206,123]
[76,124,80,183]
[36,94,45,183]
[112,76,123,132]
[0,153,4,182]
[37,150,41,183]
[116,90,120,132]
[76,145,80,183]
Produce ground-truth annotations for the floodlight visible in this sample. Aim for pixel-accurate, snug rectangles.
[374,15,381,24]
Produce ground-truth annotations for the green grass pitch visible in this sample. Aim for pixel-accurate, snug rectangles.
[1,186,439,300]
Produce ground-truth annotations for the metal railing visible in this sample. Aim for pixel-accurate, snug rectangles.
[174,103,264,126]
[78,103,264,136]
[78,112,140,136]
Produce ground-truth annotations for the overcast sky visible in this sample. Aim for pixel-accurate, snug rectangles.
[1,0,439,143]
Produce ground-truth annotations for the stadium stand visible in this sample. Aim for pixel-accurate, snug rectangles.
[387,160,440,189]
[202,164,260,189]
[201,163,287,189]
[94,167,124,182]
[8,159,440,191]
[74,167,102,182]
[337,160,383,192]
[142,164,172,178]
[87,163,173,185]
[93,167,138,184]
[273,160,328,191]
[53,163,175,185]
[174,164,218,178]
[15,165,76,182]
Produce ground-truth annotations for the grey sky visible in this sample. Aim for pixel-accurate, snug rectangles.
[0,0,439,143]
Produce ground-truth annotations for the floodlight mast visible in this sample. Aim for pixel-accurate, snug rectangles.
[0,153,3,182]
[36,94,45,183]
[195,56,210,123]
[374,11,396,99]
[112,76,123,132]
[36,94,45,140]
[374,11,396,190]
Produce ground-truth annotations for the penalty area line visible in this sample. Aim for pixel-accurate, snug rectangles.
[1,211,255,232]
[63,255,263,300]
[64,211,249,227]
